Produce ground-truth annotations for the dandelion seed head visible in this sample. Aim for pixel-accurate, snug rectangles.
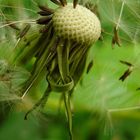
[52,3,101,45]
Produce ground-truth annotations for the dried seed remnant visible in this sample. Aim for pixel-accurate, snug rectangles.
[50,0,62,6]
[119,68,133,81]
[38,5,54,14]
[112,26,121,48]
[119,60,134,81]
[18,24,31,39]
[59,0,67,6]
[120,60,133,67]
[136,88,140,91]
[73,0,78,8]
[87,60,94,74]
[38,10,53,16]
[36,16,52,25]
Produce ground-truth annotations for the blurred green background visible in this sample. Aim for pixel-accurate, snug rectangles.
[0,0,140,140]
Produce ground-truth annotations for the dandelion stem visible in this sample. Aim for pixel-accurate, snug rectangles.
[57,39,73,139]
[63,92,73,140]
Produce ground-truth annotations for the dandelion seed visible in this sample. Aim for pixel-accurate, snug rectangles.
[38,5,54,14]
[85,1,100,18]
[59,0,67,6]
[37,10,53,16]
[119,60,134,81]
[73,0,78,8]
[136,87,140,91]
[14,24,31,49]
[119,68,133,81]
[87,60,94,74]
[36,16,52,25]
[120,60,133,67]
[112,26,121,48]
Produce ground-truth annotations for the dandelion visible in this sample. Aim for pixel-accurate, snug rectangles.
[13,0,101,139]
[1,0,140,139]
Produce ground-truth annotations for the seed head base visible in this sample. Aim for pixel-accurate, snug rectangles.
[52,3,101,45]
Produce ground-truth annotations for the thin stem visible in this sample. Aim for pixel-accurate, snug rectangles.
[31,0,39,6]
[108,106,140,113]
[0,8,6,19]
[0,20,36,29]
[0,4,36,13]
[116,0,125,30]
[21,78,36,99]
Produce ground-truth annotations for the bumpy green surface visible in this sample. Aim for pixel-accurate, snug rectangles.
[52,3,101,45]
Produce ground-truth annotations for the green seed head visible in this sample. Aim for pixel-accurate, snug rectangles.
[52,3,101,45]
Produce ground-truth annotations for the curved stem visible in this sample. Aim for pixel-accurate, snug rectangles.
[24,86,51,120]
